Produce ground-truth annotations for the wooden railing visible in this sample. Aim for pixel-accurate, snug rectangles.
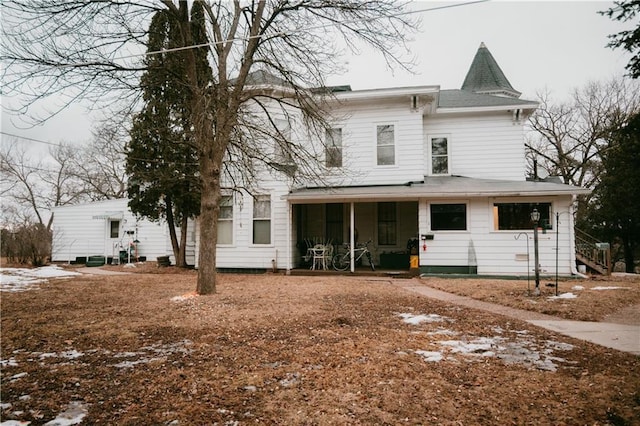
[575,228,611,275]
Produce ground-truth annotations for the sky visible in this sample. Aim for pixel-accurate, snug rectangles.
[0,1,634,153]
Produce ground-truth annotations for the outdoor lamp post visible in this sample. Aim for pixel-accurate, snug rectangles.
[531,209,541,295]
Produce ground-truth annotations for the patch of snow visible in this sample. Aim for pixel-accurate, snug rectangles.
[9,372,28,381]
[43,401,88,426]
[397,313,451,325]
[426,328,458,336]
[571,285,585,291]
[439,337,499,356]
[1,358,19,367]
[415,350,444,362]
[548,292,577,300]
[0,402,12,410]
[591,286,630,291]
[0,420,31,426]
[0,266,80,292]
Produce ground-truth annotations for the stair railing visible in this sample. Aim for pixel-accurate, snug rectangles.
[575,228,611,275]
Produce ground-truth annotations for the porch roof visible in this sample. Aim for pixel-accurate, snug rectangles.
[286,176,591,203]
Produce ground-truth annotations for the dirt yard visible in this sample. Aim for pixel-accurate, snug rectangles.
[1,265,639,425]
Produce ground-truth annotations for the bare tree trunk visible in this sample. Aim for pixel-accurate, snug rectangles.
[165,197,184,268]
[196,129,223,294]
[179,214,189,267]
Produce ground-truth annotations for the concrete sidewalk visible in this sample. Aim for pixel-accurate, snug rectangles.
[391,279,640,356]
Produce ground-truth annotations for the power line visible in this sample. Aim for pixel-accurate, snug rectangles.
[64,0,490,66]
[0,131,62,147]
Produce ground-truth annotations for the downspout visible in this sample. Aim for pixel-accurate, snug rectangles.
[568,197,588,278]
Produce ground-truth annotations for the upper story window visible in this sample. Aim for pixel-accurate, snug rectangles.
[430,136,449,175]
[376,124,395,166]
[325,128,342,168]
[217,195,233,245]
[253,195,271,244]
[430,203,467,231]
[493,202,552,230]
[274,119,293,164]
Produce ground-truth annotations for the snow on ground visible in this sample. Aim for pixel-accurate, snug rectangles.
[396,313,453,325]
[548,292,578,300]
[591,286,630,290]
[398,312,575,372]
[0,341,193,425]
[0,266,81,292]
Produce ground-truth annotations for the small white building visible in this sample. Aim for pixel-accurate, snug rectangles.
[51,198,195,265]
[197,43,590,276]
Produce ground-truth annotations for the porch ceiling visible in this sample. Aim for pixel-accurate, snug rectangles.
[285,176,591,203]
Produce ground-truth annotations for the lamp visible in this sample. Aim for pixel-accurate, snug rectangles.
[530,209,540,223]
[531,209,540,294]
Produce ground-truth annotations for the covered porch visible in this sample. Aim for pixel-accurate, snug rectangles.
[286,196,419,273]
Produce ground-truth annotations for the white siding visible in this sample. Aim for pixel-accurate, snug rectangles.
[318,101,426,187]
[424,111,526,181]
[418,196,576,275]
[51,199,194,264]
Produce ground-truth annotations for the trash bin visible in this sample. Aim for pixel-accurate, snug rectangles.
[410,255,419,275]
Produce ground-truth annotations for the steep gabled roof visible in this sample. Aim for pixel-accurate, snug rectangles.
[461,42,521,98]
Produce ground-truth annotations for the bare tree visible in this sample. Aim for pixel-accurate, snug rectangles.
[526,77,640,189]
[72,120,129,200]
[2,1,417,294]
[0,142,86,230]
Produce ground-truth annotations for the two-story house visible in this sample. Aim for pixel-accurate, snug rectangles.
[201,43,589,276]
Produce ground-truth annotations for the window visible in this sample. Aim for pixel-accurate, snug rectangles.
[431,137,449,175]
[431,204,467,231]
[325,128,342,168]
[274,119,293,164]
[253,195,271,244]
[109,220,120,238]
[217,195,233,245]
[326,203,344,244]
[493,202,552,230]
[376,124,395,166]
[378,202,397,245]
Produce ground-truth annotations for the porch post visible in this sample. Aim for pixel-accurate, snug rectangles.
[286,202,292,274]
[350,202,355,273]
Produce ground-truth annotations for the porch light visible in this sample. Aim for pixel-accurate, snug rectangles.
[530,209,540,223]
[531,209,540,295]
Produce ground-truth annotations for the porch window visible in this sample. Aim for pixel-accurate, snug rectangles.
[430,136,449,175]
[376,124,395,166]
[273,119,293,164]
[378,202,397,245]
[326,203,344,244]
[109,220,120,238]
[253,195,271,244]
[493,202,552,230]
[431,203,467,231]
[218,195,233,245]
[325,128,342,168]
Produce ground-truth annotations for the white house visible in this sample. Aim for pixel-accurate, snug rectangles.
[51,198,196,265]
[199,43,590,276]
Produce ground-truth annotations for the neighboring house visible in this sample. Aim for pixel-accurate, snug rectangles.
[200,43,590,276]
[51,198,196,266]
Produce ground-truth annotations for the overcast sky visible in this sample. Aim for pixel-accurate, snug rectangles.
[1,1,634,151]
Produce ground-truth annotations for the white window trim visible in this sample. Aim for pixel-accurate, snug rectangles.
[325,127,343,168]
[488,198,556,233]
[375,123,397,167]
[428,134,451,176]
[428,200,470,233]
[217,193,235,247]
[251,194,274,246]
